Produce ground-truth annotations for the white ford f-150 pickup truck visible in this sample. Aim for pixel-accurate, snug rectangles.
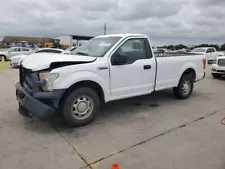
[16,34,206,127]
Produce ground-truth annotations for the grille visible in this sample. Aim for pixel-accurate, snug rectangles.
[218,59,225,66]
[19,65,39,94]
[19,65,32,86]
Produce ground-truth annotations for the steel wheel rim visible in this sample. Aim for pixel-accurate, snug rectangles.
[71,95,94,120]
[182,80,191,95]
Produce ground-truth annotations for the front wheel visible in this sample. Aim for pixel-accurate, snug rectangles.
[173,74,194,99]
[61,87,100,127]
[212,73,222,78]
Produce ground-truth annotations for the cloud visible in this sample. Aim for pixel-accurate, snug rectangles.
[0,0,225,45]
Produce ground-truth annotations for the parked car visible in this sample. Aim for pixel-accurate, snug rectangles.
[16,34,206,127]
[10,48,64,67]
[211,56,225,78]
[0,47,33,61]
[191,47,224,63]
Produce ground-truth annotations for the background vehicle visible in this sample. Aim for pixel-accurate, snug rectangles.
[0,47,32,61]
[44,39,61,48]
[191,47,224,63]
[44,39,69,49]
[211,56,225,78]
[10,48,64,67]
[16,34,206,127]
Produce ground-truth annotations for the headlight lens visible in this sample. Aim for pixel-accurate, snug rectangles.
[39,72,59,91]
[212,60,217,64]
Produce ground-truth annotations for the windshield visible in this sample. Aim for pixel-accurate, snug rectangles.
[192,48,206,52]
[71,36,122,57]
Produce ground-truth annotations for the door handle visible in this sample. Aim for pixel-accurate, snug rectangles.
[143,65,151,69]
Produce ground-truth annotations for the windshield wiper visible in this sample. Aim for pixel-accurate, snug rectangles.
[75,52,89,56]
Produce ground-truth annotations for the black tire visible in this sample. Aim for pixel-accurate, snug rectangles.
[0,55,6,61]
[173,74,194,99]
[212,73,222,78]
[61,87,100,127]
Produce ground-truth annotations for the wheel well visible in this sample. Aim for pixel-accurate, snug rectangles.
[0,55,6,60]
[59,80,105,106]
[182,68,196,81]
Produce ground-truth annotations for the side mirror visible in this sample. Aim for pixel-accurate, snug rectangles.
[114,53,127,65]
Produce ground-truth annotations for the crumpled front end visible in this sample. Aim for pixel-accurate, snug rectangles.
[16,65,65,120]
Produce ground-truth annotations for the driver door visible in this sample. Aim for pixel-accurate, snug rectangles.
[109,38,156,100]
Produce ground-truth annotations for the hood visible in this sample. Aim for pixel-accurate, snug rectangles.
[22,53,96,71]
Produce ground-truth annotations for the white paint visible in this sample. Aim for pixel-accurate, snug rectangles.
[22,53,96,71]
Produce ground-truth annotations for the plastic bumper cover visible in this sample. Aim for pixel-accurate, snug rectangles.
[15,82,65,120]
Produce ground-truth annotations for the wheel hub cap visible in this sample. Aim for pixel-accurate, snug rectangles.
[182,80,190,95]
[77,102,88,113]
[71,95,94,120]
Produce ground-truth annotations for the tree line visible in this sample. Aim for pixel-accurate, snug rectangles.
[155,43,225,51]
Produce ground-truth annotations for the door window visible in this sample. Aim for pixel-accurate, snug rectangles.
[10,48,17,52]
[111,38,147,65]
[22,48,30,51]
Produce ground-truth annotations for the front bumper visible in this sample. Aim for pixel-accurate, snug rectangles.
[10,60,21,67]
[16,82,65,120]
[211,70,225,75]
[211,66,225,75]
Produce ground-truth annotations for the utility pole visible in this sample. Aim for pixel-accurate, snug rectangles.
[104,23,107,35]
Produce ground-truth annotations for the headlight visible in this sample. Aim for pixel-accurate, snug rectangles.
[212,60,217,64]
[39,72,59,91]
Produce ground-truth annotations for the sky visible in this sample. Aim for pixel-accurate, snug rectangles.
[0,0,225,45]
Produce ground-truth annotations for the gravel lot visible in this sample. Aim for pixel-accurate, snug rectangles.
[1,63,225,169]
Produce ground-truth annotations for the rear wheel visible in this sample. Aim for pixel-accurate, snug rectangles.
[173,74,194,99]
[212,73,222,78]
[61,87,100,127]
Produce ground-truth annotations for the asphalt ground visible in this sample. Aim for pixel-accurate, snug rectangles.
[1,63,225,169]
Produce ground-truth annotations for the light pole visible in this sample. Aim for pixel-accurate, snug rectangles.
[104,23,107,35]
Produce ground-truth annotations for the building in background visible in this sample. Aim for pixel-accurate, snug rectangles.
[54,35,94,48]
[2,36,52,48]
